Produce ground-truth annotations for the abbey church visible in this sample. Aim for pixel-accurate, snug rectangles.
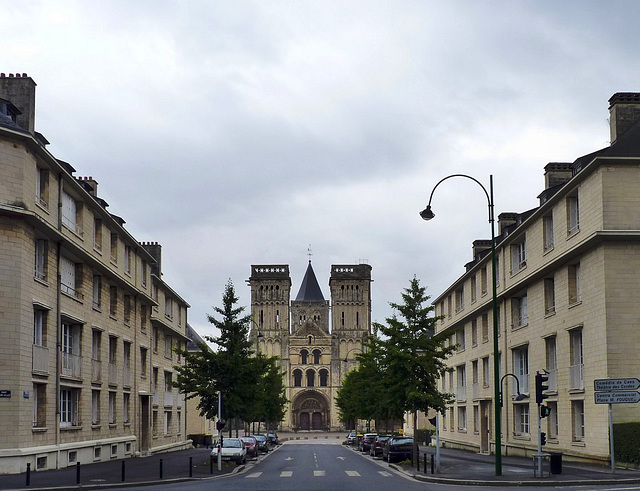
[248,262,372,431]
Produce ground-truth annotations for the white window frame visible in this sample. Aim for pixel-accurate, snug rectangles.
[512,346,529,394]
[93,275,101,309]
[34,309,45,346]
[92,390,100,425]
[543,214,554,251]
[544,277,555,315]
[572,400,585,441]
[60,388,79,427]
[567,193,580,235]
[35,239,47,281]
[61,190,77,231]
[568,263,581,304]
[514,403,530,435]
[512,294,528,327]
[457,406,467,431]
[510,236,527,273]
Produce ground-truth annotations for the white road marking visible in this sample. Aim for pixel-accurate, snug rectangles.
[378,471,392,477]
[246,472,262,478]
[337,456,345,460]
[345,470,361,477]
[285,457,293,461]
[314,470,326,476]
[280,471,293,478]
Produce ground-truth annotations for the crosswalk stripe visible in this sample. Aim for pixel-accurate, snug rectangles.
[246,472,262,478]
[378,471,392,477]
[314,470,326,476]
[280,471,293,477]
[345,470,361,477]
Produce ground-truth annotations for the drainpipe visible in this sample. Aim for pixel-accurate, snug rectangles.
[55,174,63,469]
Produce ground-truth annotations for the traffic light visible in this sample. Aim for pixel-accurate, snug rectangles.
[428,416,437,426]
[535,372,550,405]
[216,420,226,431]
[540,405,550,419]
[540,432,547,446]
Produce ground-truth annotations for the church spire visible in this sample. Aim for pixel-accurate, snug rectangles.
[295,260,325,301]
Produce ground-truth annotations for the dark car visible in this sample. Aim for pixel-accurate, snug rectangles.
[382,436,414,463]
[252,434,269,453]
[266,432,279,445]
[240,436,258,458]
[370,434,391,457]
[359,433,377,453]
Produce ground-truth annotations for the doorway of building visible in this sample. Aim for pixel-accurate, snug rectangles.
[292,390,330,431]
[312,412,322,430]
[480,401,490,454]
[300,413,310,430]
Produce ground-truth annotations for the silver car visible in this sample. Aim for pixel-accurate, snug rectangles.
[211,438,247,465]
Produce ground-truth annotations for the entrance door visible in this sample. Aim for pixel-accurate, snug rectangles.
[312,412,322,430]
[300,413,310,430]
[480,401,489,454]
[140,396,150,453]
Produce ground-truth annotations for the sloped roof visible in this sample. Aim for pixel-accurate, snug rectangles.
[186,323,210,352]
[295,261,325,301]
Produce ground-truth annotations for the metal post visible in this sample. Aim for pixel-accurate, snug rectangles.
[121,460,125,482]
[538,402,543,477]
[435,412,440,472]
[26,463,31,486]
[609,403,615,473]
[76,461,80,484]
[210,455,214,474]
[431,453,435,474]
[159,458,163,479]
[189,456,193,477]
[424,453,427,474]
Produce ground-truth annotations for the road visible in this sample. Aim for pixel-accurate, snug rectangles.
[116,441,640,491]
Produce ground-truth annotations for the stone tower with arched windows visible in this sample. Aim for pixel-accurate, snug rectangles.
[248,261,372,431]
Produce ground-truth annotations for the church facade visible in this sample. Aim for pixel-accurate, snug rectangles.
[247,262,372,431]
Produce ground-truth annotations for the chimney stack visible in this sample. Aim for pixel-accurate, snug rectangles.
[498,212,518,235]
[0,73,36,134]
[141,242,162,276]
[608,92,640,144]
[543,162,573,190]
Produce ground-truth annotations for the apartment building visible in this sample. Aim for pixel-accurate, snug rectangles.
[0,73,190,474]
[432,92,640,463]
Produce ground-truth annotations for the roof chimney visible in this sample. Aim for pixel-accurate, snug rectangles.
[0,73,36,134]
[472,239,492,260]
[608,92,640,144]
[543,162,573,190]
[141,242,162,276]
[498,212,518,235]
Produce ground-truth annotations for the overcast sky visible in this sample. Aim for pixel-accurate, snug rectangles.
[5,1,640,340]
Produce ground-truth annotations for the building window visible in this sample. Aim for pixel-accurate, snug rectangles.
[91,330,102,383]
[471,319,478,347]
[124,295,131,324]
[34,239,48,281]
[569,328,584,390]
[141,305,148,332]
[512,346,529,394]
[61,190,82,235]
[456,328,465,351]
[572,400,585,441]
[455,286,464,312]
[473,405,479,433]
[547,401,559,439]
[567,192,580,235]
[123,393,130,424]
[60,387,80,427]
[313,349,321,364]
[109,392,116,424]
[480,266,488,295]
[92,275,102,309]
[293,369,302,387]
[34,309,46,346]
[543,214,554,251]
[61,256,83,300]
[545,336,558,392]
[514,403,530,435]
[92,390,101,425]
[140,347,148,378]
[93,217,102,251]
[141,261,147,287]
[481,313,489,343]
[110,233,118,263]
[164,296,173,319]
[164,335,172,359]
[544,277,555,315]
[36,167,49,209]
[61,322,82,378]
[108,336,118,386]
[512,293,528,327]
[495,254,500,287]
[33,383,46,427]
[456,364,466,401]
[306,369,315,387]
[124,245,131,274]
[300,349,308,365]
[164,371,173,395]
[568,263,581,305]
[164,411,172,435]
[457,406,467,431]
[447,296,452,318]
[482,357,490,387]
[109,286,118,317]
[470,275,477,303]
[319,369,329,387]
[510,236,527,273]
[123,342,131,387]
[449,407,455,431]
[153,327,159,352]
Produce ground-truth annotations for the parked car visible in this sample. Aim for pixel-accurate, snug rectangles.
[370,434,391,457]
[346,432,357,445]
[359,433,377,453]
[210,438,247,465]
[266,432,279,445]
[240,436,258,458]
[382,436,414,463]
[252,434,269,453]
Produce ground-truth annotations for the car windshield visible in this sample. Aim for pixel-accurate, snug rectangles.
[224,439,242,448]
[240,437,255,445]
[378,436,390,442]
[392,437,413,445]
[253,435,266,442]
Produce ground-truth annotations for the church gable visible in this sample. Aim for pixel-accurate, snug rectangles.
[291,320,328,339]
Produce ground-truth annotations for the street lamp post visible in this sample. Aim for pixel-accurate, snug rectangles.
[420,174,503,476]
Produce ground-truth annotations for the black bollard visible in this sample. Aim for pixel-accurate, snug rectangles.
[26,462,31,486]
[424,453,427,474]
[416,452,420,471]
[160,458,163,479]
[210,455,213,474]
[76,461,80,484]
[189,456,193,477]
[122,460,125,482]
[430,453,435,474]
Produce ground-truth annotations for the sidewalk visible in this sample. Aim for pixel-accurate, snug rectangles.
[392,444,640,486]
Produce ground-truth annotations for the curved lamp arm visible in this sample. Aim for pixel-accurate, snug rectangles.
[500,373,526,407]
[419,174,494,224]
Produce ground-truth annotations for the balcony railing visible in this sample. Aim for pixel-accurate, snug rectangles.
[547,368,558,392]
[91,359,102,383]
[472,382,479,399]
[514,373,529,395]
[61,283,84,300]
[108,363,118,386]
[456,386,466,401]
[61,352,82,378]
[32,344,49,373]
[153,390,160,406]
[569,364,584,390]
[176,392,184,408]
[164,391,174,407]
[123,367,131,387]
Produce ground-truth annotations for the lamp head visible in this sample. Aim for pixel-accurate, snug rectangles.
[420,205,435,221]
[513,393,527,402]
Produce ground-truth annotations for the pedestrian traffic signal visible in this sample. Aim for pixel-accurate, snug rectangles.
[540,405,551,419]
[216,420,226,431]
[540,432,547,446]
[535,372,550,405]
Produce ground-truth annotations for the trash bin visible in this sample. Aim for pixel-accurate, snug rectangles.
[550,453,562,474]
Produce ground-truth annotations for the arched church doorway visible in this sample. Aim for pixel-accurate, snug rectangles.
[292,391,330,431]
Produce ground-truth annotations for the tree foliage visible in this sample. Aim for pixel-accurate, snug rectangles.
[174,279,287,432]
[336,276,456,427]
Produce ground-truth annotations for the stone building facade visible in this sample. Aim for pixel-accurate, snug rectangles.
[248,262,372,431]
[431,92,640,463]
[0,74,190,474]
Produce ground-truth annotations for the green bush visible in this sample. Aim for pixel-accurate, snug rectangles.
[614,422,640,464]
